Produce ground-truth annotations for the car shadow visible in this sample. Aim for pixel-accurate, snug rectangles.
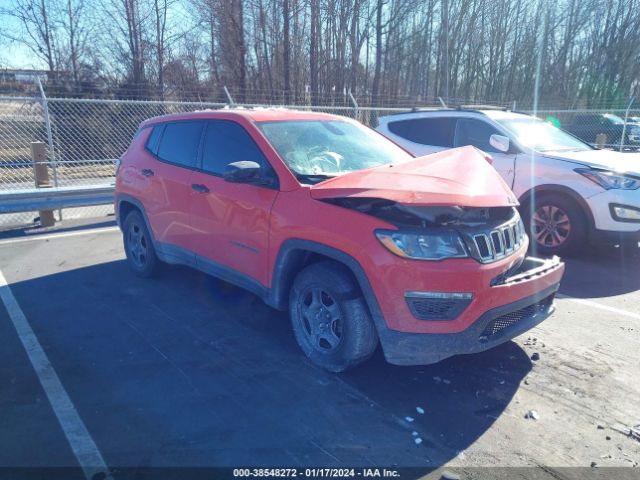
[4,260,531,471]
[199,269,532,466]
[558,244,640,298]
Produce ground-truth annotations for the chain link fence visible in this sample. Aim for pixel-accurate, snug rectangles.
[535,108,640,151]
[1,92,639,229]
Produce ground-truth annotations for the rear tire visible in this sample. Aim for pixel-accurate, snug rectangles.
[123,210,160,277]
[289,261,378,372]
[521,193,587,257]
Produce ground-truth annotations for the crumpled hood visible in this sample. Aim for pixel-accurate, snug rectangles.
[310,146,519,207]
[542,149,640,174]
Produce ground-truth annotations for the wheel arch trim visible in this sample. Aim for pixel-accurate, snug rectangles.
[269,239,388,335]
[116,194,154,236]
[518,184,595,231]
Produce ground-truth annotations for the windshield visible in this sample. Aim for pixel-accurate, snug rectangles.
[603,113,624,125]
[496,117,591,152]
[257,119,413,183]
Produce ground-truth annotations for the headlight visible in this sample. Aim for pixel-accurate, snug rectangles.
[575,168,640,190]
[375,229,468,260]
[630,127,640,136]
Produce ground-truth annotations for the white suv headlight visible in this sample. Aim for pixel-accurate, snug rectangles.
[575,168,640,190]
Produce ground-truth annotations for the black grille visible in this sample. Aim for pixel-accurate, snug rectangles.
[406,297,471,320]
[491,231,504,255]
[469,217,525,263]
[475,235,491,258]
[481,295,554,337]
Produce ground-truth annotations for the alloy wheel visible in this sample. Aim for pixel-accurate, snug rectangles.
[127,221,148,268]
[532,205,571,248]
[298,287,343,352]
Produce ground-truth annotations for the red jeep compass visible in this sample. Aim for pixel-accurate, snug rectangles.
[115,109,565,371]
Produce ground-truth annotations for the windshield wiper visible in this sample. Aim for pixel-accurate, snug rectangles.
[295,173,335,183]
[538,147,587,152]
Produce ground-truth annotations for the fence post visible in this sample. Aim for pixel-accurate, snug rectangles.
[35,75,59,188]
[223,86,236,107]
[596,133,607,149]
[31,141,55,227]
[620,96,635,152]
[348,90,359,121]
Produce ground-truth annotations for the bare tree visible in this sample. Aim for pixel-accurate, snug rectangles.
[58,0,90,88]
[2,0,60,74]
[152,0,170,97]
[3,0,640,108]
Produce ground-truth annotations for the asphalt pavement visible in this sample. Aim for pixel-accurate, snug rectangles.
[0,221,638,479]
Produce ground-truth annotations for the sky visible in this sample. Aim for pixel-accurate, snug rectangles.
[1,45,38,70]
[0,0,195,71]
[0,0,43,70]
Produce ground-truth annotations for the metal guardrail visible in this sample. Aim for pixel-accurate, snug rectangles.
[0,184,114,214]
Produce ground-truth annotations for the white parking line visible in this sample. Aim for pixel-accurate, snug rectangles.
[0,270,111,480]
[557,293,640,321]
[0,226,120,246]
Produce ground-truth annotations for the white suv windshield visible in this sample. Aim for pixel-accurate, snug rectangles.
[497,117,591,152]
[258,120,413,182]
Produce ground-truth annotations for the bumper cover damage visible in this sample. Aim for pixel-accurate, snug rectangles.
[379,256,564,365]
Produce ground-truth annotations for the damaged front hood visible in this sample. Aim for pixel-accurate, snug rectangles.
[310,146,519,207]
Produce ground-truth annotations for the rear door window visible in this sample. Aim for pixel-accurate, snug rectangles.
[454,118,502,153]
[387,117,455,147]
[156,121,204,168]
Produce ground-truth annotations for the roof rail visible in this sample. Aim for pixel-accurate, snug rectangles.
[455,104,510,111]
[379,103,532,118]
[382,106,451,117]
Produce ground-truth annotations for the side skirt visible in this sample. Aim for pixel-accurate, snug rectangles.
[155,241,270,302]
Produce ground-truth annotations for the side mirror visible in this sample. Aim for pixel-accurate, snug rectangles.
[223,161,261,183]
[489,134,510,153]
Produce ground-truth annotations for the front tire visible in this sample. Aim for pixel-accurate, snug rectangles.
[123,210,160,277]
[289,261,378,372]
[522,193,587,256]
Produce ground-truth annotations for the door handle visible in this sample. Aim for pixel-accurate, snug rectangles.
[191,183,210,193]
[141,168,154,177]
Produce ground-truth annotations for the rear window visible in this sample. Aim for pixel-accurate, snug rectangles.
[156,121,204,167]
[145,125,164,154]
[387,117,455,147]
[572,114,598,124]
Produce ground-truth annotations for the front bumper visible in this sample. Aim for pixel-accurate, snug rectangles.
[375,256,564,365]
[586,190,640,233]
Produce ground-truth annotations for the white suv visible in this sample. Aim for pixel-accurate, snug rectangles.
[376,109,640,255]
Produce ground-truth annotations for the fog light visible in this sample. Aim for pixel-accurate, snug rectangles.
[611,204,640,222]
